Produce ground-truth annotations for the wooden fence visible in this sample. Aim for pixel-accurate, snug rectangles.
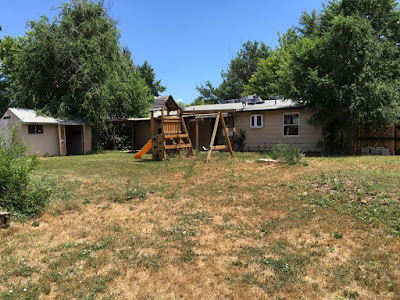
[354,123,400,155]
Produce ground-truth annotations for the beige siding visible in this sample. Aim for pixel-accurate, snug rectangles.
[20,124,60,156]
[235,109,323,152]
[1,109,92,156]
[0,109,19,137]
[133,121,152,150]
[1,110,59,156]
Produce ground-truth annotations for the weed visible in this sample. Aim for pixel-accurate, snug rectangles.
[334,232,343,239]
[343,289,360,299]
[179,210,214,226]
[269,143,303,165]
[232,260,243,266]
[136,254,162,270]
[260,218,280,235]
[31,220,40,227]
[181,249,196,262]
[125,184,146,201]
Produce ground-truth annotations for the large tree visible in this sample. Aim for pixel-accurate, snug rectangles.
[137,60,166,98]
[0,36,16,116]
[195,41,270,103]
[319,0,400,42]
[244,29,299,99]
[288,14,400,153]
[0,0,151,149]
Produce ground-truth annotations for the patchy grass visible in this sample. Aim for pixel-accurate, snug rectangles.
[0,152,399,299]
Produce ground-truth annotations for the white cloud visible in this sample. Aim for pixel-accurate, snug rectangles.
[176,99,184,103]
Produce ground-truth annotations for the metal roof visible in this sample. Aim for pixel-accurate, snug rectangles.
[183,99,299,113]
[8,108,87,125]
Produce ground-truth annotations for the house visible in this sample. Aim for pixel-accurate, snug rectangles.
[116,95,323,153]
[183,96,323,153]
[0,108,92,156]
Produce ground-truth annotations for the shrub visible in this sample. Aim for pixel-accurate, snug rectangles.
[234,129,246,152]
[270,143,303,165]
[0,125,55,218]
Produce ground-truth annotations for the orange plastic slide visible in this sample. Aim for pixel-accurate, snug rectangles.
[134,139,152,159]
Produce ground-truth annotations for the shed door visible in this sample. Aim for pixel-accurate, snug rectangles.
[58,125,66,156]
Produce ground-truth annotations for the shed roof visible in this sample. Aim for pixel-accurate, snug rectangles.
[8,108,86,125]
[150,95,181,112]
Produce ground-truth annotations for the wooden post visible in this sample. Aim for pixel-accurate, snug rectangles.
[207,112,221,163]
[161,109,166,160]
[58,125,66,156]
[151,111,157,160]
[181,115,193,155]
[220,113,234,156]
[195,119,199,151]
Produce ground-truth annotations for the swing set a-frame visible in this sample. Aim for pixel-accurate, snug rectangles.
[134,95,234,162]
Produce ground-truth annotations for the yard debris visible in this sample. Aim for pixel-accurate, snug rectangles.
[0,211,11,229]
[256,158,280,164]
[60,208,80,215]
[310,183,331,193]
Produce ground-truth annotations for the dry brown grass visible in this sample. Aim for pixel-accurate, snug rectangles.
[0,152,399,299]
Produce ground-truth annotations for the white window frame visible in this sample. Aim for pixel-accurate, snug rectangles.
[250,114,263,128]
[283,112,299,137]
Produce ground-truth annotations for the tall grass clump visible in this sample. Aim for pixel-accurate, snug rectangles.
[270,143,304,165]
[0,125,55,218]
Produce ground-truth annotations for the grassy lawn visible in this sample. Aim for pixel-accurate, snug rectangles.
[1,152,400,299]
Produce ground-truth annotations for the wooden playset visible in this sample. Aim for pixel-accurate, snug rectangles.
[134,95,234,162]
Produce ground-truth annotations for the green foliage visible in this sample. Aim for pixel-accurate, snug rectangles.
[244,28,299,99]
[196,41,270,103]
[244,50,288,99]
[233,129,246,152]
[319,0,400,43]
[0,36,18,116]
[137,60,166,98]
[269,143,303,165]
[0,126,55,218]
[333,232,343,239]
[125,185,146,201]
[289,1,400,153]
[194,81,221,104]
[0,0,152,150]
[297,9,320,37]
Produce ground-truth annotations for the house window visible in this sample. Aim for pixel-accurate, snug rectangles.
[283,113,299,136]
[250,114,263,128]
[28,125,44,134]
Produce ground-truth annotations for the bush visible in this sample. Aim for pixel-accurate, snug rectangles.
[270,143,303,165]
[0,125,55,218]
[233,129,246,152]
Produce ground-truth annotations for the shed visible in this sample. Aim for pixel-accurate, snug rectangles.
[0,108,92,156]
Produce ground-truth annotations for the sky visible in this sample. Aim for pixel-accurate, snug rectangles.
[1,0,327,104]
